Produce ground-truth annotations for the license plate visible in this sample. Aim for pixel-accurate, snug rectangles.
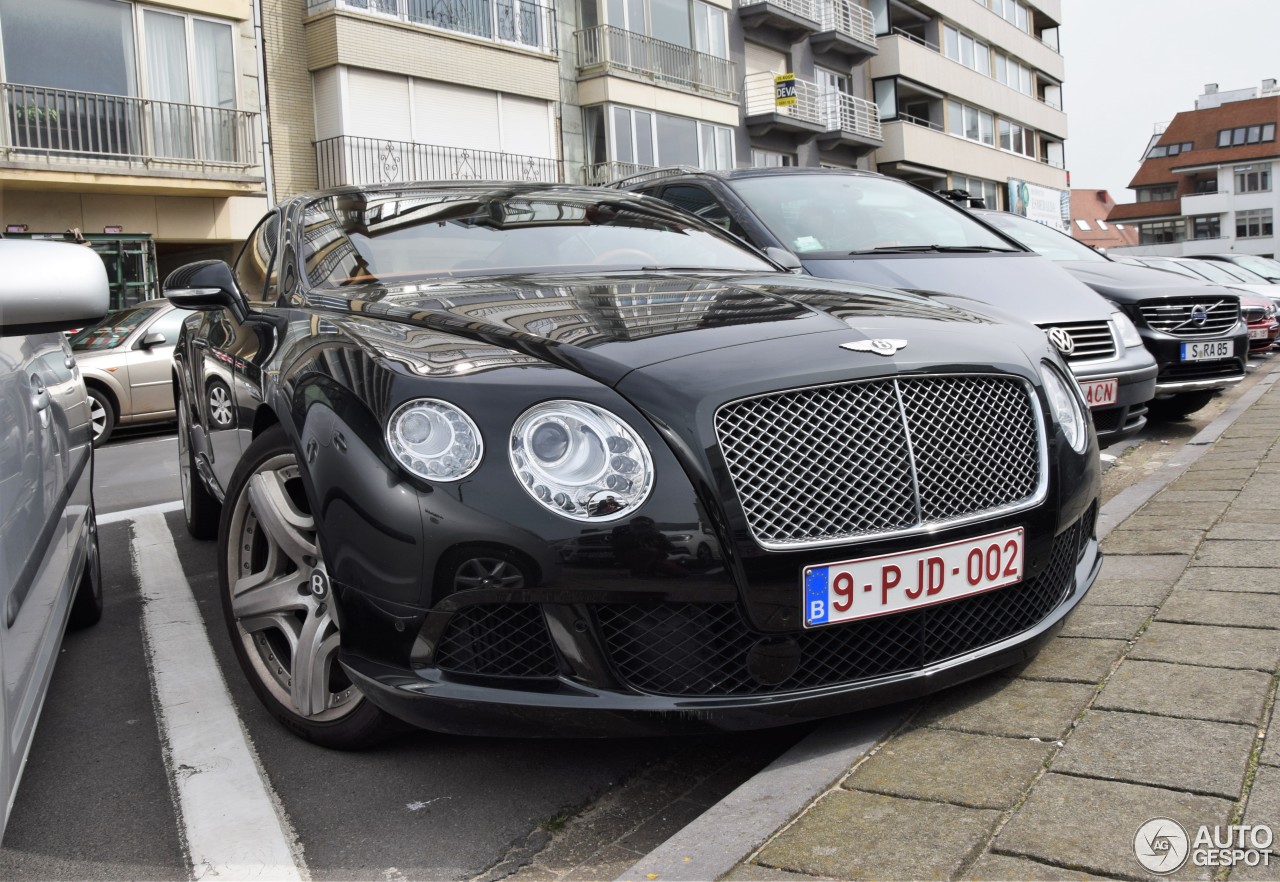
[1249,328,1270,340]
[802,528,1025,628]
[1079,378,1118,409]
[1181,340,1234,361]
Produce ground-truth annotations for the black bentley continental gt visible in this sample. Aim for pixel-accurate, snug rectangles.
[165,183,1102,748]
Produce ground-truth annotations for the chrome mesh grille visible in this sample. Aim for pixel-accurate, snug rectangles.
[1139,297,1240,337]
[1035,320,1117,362]
[714,376,1043,549]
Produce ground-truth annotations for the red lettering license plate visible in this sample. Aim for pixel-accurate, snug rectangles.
[1079,378,1118,409]
[802,528,1025,627]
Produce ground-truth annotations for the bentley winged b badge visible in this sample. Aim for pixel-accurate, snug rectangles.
[840,339,908,357]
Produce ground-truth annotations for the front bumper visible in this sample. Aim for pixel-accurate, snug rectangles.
[340,510,1101,737]
[1143,327,1249,397]
[1070,349,1157,445]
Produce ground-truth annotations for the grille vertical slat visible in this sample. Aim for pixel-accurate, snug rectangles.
[715,376,1043,549]
[1034,320,1118,361]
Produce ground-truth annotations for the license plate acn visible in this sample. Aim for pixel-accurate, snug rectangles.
[1079,378,1118,409]
[803,528,1025,628]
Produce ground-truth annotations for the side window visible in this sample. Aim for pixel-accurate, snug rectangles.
[660,185,746,238]
[145,308,191,345]
[233,211,281,304]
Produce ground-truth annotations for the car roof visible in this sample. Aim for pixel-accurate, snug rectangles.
[610,166,882,190]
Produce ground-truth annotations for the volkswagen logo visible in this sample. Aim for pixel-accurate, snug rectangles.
[840,339,908,357]
[1045,327,1076,356]
[1190,304,1209,327]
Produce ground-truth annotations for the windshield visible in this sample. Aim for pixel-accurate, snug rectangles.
[1203,261,1270,284]
[70,302,165,351]
[300,189,773,289]
[1139,258,1203,280]
[1175,259,1245,284]
[976,211,1107,262]
[1224,255,1280,281]
[730,173,1015,254]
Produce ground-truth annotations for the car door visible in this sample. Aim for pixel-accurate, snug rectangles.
[656,184,750,239]
[123,306,188,419]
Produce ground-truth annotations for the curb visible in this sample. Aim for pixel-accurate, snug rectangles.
[618,368,1280,882]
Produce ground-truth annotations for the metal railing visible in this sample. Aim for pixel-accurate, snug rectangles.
[307,0,557,54]
[890,26,938,52]
[583,160,656,185]
[574,26,738,100]
[1,82,258,171]
[739,0,820,23]
[820,0,876,47]
[827,92,882,141]
[316,135,562,188]
[744,71,881,143]
[897,112,943,131]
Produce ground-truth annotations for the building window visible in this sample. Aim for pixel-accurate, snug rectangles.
[1235,163,1272,193]
[948,99,993,146]
[1192,215,1221,239]
[697,121,734,169]
[942,25,990,77]
[1139,220,1184,245]
[1217,124,1277,147]
[1074,219,1091,231]
[1236,209,1274,239]
[949,174,999,209]
[593,104,731,171]
[1193,176,1218,194]
[1136,185,1177,203]
[998,118,1035,156]
[991,0,1030,32]
[992,51,1033,96]
[1146,141,1193,159]
[751,149,794,167]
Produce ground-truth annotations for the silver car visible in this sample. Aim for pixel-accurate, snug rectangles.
[0,239,108,836]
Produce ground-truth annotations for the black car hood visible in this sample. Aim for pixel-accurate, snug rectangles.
[799,251,1113,324]
[1055,260,1239,305]
[306,272,1010,387]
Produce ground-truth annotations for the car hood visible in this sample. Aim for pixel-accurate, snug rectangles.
[1055,260,1242,305]
[798,251,1114,324]
[307,271,1035,387]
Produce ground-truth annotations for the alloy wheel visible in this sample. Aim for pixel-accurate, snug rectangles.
[209,383,233,428]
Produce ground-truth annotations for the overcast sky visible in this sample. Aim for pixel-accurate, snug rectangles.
[1062,0,1280,203]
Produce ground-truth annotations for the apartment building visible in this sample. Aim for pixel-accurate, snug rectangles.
[0,0,268,306]
[1109,81,1280,259]
[864,0,1067,212]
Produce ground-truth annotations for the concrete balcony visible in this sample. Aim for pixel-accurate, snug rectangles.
[744,72,882,152]
[1181,191,1231,216]
[315,135,562,188]
[306,0,557,54]
[575,26,738,101]
[0,82,262,194]
[811,0,878,61]
[816,92,883,151]
[738,0,821,37]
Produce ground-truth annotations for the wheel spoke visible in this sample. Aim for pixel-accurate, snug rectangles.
[247,470,316,572]
[232,570,307,620]
[292,606,339,717]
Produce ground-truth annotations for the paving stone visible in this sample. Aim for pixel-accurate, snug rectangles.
[1169,474,1251,491]
[1174,567,1280,594]
[1102,530,1206,555]
[725,863,829,882]
[1060,604,1154,639]
[1194,540,1280,568]
[1207,522,1280,540]
[1099,554,1190,582]
[1187,457,1265,472]
[844,728,1052,810]
[918,676,1094,740]
[1222,507,1280,525]
[1083,579,1177,607]
[962,853,1110,881]
[1263,726,1280,769]
[1138,501,1231,522]
[1234,765,1280,881]
[1130,622,1280,671]
[1053,710,1253,799]
[1119,515,1220,533]
[1230,493,1280,511]
[1157,490,1244,504]
[994,773,1233,881]
[755,789,1000,881]
[1015,637,1126,684]
[1181,466,1257,481]
[1159,590,1280,629]
[1095,660,1270,725]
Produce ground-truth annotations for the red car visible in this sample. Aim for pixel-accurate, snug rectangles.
[1239,292,1280,354]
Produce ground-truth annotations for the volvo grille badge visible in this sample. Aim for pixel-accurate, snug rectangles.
[1045,327,1076,356]
[841,339,908,357]
[1190,305,1209,327]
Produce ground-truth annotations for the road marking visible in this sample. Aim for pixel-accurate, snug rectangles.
[132,513,306,880]
[100,500,183,525]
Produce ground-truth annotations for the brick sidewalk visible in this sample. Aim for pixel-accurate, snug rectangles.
[725,383,1280,882]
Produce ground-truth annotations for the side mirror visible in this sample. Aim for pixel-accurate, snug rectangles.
[0,240,109,337]
[164,260,249,324]
[139,331,166,349]
[765,246,804,274]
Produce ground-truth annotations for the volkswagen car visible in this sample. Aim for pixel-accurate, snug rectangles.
[166,183,1102,748]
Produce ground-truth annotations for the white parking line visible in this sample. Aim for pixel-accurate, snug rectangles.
[131,513,306,881]
[100,500,183,525]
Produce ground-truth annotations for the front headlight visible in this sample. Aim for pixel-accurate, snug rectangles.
[1041,362,1089,453]
[386,398,483,481]
[510,400,655,521]
[1111,311,1144,348]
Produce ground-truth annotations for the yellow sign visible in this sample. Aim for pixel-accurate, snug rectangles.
[774,73,797,108]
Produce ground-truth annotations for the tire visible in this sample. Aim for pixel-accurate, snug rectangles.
[207,379,234,429]
[87,387,115,447]
[218,424,397,749]
[696,543,714,565]
[177,389,220,540]
[1149,390,1215,420]
[68,505,103,629]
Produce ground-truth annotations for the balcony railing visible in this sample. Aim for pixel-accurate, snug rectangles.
[744,71,881,143]
[1,82,259,173]
[582,160,656,185]
[316,135,562,188]
[827,92,882,141]
[307,0,557,54]
[820,0,876,47]
[574,26,738,100]
[739,0,820,25]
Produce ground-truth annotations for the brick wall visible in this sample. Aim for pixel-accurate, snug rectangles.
[263,0,321,198]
